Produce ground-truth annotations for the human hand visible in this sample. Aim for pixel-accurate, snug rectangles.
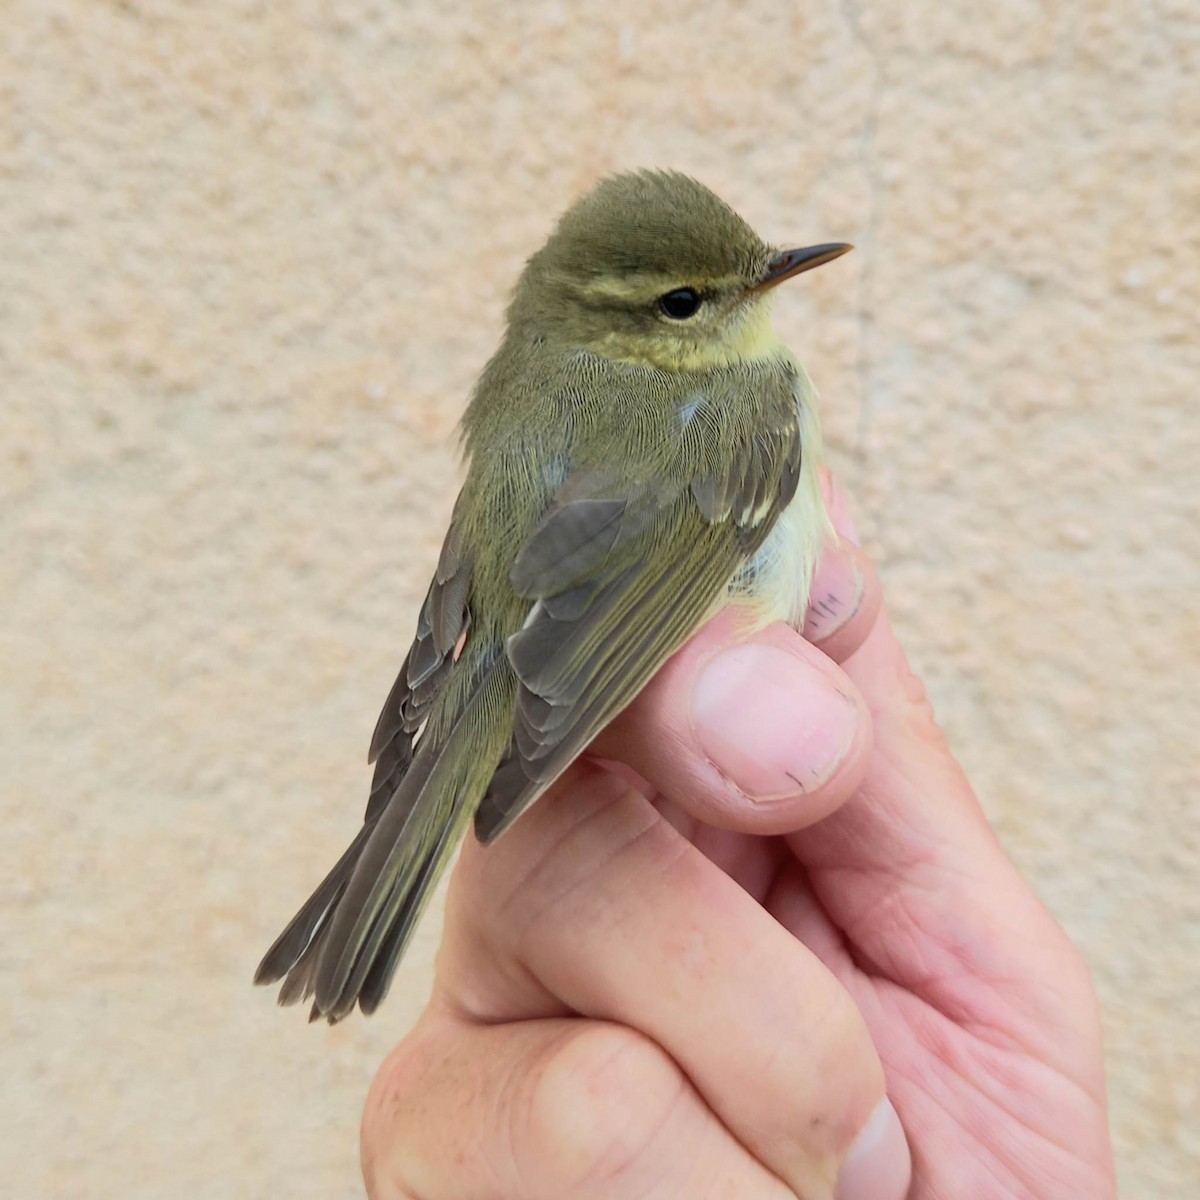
[360,476,1116,1200]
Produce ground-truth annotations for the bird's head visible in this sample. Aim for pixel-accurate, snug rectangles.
[509,170,850,371]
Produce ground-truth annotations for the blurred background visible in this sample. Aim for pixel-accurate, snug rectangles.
[2,2,1196,1196]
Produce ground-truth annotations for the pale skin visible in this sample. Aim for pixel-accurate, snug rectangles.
[360,475,1117,1200]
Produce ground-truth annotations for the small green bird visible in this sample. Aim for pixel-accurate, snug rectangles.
[255,170,851,1022]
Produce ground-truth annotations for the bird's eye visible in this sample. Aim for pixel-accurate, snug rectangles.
[658,288,703,319]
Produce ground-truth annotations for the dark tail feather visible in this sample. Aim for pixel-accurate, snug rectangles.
[254,822,375,988]
[303,860,433,1023]
[357,817,458,1014]
[276,928,322,1007]
[258,793,464,1022]
[257,657,513,1023]
[312,665,508,1021]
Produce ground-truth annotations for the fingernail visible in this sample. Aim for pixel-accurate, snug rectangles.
[803,543,866,645]
[836,1099,912,1200]
[691,644,857,800]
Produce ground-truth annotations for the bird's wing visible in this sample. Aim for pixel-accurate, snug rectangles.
[253,510,474,994]
[364,505,473,821]
[474,408,803,843]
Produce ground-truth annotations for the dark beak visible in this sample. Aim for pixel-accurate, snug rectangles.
[753,243,853,291]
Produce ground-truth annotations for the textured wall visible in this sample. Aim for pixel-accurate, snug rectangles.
[2,2,1196,1196]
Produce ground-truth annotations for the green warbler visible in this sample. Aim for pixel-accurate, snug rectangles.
[255,170,851,1022]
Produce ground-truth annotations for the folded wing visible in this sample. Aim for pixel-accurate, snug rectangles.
[475,410,803,843]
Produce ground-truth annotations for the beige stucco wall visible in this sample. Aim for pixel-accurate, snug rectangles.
[2,2,1196,1196]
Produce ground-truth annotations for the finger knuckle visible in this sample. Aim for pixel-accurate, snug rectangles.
[513,1023,685,1193]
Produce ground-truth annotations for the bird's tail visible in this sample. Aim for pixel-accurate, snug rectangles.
[255,658,514,1022]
